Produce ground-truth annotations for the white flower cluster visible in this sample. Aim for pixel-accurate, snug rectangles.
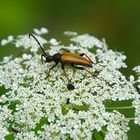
[15,34,47,52]
[133,66,140,125]
[71,34,103,48]
[1,35,14,46]
[133,66,140,90]
[0,28,140,140]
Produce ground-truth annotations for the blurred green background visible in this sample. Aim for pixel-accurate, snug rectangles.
[0,0,139,139]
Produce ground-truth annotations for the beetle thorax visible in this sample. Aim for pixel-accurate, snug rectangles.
[52,53,61,63]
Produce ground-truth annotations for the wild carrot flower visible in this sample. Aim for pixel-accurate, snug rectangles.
[0,28,139,140]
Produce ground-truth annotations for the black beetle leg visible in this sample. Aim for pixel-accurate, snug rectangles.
[61,64,75,90]
[71,64,100,79]
[45,62,58,79]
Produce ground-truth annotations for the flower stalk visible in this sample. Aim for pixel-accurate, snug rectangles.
[106,106,134,110]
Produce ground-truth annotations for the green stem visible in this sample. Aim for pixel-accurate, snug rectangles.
[101,129,106,134]
[106,106,133,110]
[127,117,135,121]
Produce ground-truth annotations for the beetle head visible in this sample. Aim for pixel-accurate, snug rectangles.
[42,54,53,63]
[45,55,53,62]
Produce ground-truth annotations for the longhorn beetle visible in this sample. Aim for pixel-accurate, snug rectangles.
[29,33,99,90]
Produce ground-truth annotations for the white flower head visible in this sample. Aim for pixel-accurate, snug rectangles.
[133,66,140,90]
[133,66,140,74]
[49,38,59,46]
[0,28,140,140]
[71,34,103,48]
[15,34,47,52]
[133,97,140,125]
[0,55,13,64]
[64,31,77,36]
[33,27,49,35]
[1,35,14,46]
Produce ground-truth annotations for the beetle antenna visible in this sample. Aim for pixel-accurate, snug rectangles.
[29,33,48,56]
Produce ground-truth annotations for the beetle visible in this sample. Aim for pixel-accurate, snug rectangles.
[29,33,98,90]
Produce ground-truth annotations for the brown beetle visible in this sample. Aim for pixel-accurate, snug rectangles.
[29,33,98,90]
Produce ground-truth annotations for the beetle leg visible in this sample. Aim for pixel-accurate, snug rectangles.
[61,64,75,90]
[80,53,106,67]
[80,53,94,64]
[71,64,100,79]
[45,62,58,79]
